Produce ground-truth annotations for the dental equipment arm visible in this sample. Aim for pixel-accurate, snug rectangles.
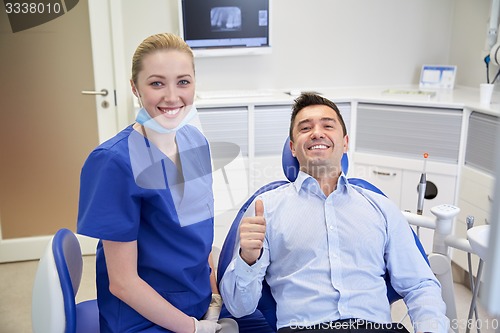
[403,204,462,332]
[488,0,500,65]
[486,0,500,53]
[416,153,428,216]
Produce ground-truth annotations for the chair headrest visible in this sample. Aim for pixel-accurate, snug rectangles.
[282,137,349,182]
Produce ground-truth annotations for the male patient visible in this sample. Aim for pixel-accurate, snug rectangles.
[220,93,448,333]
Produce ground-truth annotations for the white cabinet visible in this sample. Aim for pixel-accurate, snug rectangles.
[352,103,462,253]
[198,106,249,156]
[354,103,462,163]
[464,112,498,174]
[352,153,458,253]
[198,106,250,248]
[254,104,293,156]
[400,169,458,252]
[253,104,293,190]
[453,167,494,274]
[452,111,498,273]
[350,160,403,202]
[400,169,457,216]
[351,155,457,213]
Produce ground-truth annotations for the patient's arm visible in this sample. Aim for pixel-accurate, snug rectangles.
[383,204,448,333]
[240,199,266,265]
[219,200,269,318]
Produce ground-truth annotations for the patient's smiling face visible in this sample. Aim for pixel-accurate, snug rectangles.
[290,104,348,178]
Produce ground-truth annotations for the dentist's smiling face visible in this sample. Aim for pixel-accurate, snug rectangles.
[290,104,348,177]
[133,49,195,130]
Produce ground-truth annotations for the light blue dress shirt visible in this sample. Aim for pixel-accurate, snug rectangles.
[220,171,449,333]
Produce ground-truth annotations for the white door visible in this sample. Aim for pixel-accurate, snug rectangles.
[0,0,121,262]
[87,0,141,142]
[86,0,121,143]
[77,0,124,255]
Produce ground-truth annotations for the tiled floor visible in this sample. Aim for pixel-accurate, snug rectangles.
[1,255,499,333]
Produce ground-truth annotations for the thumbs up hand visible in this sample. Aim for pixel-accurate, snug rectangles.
[239,199,266,265]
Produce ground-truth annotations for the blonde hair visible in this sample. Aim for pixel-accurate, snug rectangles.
[131,33,194,85]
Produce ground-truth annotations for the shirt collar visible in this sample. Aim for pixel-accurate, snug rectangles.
[293,170,349,196]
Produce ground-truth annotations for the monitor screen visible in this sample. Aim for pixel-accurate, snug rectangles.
[178,0,271,57]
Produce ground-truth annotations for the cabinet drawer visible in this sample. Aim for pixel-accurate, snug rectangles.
[400,170,456,253]
[356,104,461,163]
[400,170,457,216]
[456,198,490,228]
[451,219,482,275]
[198,107,249,156]
[351,163,402,204]
[255,105,293,156]
[465,112,499,174]
[459,167,494,212]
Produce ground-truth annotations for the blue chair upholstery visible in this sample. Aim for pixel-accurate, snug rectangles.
[218,181,287,332]
[217,137,428,332]
[32,228,100,333]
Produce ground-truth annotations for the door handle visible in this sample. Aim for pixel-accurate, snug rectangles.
[81,89,108,96]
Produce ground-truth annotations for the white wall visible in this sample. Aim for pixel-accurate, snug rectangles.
[449,0,494,87]
[196,0,455,91]
[117,0,496,102]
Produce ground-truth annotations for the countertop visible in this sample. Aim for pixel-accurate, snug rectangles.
[195,85,500,116]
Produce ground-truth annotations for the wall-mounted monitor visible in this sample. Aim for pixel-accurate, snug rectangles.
[178,0,271,57]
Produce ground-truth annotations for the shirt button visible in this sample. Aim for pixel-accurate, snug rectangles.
[329,225,334,230]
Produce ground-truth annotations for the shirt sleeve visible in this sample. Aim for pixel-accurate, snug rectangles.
[77,147,141,242]
[219,199,270,318]
[383,200,449,333]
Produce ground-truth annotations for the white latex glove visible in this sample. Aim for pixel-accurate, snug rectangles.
[192,317,222,333]
[202,294,223,322]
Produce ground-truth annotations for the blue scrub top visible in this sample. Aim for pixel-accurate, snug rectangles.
[77,124,214,333]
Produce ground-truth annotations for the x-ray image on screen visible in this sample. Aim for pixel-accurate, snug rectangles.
[179,0,271,56]
[211,7,242,31]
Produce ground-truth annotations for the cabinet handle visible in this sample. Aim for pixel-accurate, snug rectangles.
[488,195,493,202]
[485,218,489,225]
[372,170,397,176]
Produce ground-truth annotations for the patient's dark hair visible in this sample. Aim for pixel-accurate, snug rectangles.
[289,93,347,141]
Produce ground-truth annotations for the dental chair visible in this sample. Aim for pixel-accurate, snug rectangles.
[32,228,100,333]
[217,137,428,332]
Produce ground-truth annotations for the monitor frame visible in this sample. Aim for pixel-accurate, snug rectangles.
[177,0,272,57]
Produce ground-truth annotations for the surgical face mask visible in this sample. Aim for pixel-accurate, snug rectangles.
[135,105,198,134]
[133,83,197,133]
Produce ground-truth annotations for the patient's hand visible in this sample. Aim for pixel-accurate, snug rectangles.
[239,199,266,265]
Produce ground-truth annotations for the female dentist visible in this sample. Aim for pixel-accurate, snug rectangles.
[77,33,237,333]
